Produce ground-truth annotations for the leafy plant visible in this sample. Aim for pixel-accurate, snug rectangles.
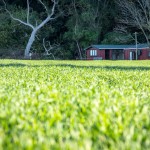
[0,60,150,150]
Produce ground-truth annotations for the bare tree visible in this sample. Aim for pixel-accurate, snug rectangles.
[2,0,58,59]
[43,38,60,60]
[116,0,150,46]
[114,25,128,34]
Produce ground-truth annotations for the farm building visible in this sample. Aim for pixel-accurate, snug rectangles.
[85,44,150,60]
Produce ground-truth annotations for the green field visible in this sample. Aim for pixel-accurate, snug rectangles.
[0,60,150,150]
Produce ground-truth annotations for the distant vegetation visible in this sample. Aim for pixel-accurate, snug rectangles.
[0,60,150,149]
[0,0,150,59]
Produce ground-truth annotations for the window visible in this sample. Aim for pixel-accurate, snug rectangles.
[90,50,97,56]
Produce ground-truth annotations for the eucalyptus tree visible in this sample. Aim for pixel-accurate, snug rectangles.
[2,0,58,59]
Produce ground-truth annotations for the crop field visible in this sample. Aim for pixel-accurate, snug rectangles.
[0,59,150,150]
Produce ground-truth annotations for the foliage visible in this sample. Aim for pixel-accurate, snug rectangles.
[0,60,150,149]
[101,32,134,44]
[0,0,149,59]
[0,8,30,53]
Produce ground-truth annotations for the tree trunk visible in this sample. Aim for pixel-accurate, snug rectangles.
[24,29,37,59]
[76,40,82,60]
[3,0,58,59]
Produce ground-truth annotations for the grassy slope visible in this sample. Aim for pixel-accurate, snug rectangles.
[0,60,150,150]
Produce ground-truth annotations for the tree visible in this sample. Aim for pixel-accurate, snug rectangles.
[116,0,150,46]
[63,0,111,59]
[2,0,58,59]
[101,32,134,44]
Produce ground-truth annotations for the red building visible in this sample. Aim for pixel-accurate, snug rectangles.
[85,44,150,60]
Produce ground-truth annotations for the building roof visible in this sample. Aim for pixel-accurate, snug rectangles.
[86,44,149,50]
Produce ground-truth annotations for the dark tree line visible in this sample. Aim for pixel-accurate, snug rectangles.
[0,0,149,59]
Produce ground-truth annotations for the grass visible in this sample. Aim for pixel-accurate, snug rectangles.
[0,59,150,150]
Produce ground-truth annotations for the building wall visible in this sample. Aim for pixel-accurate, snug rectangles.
[124,49,150,60]
[86,48,105,60]
[139,49,150,60]
[86,47,150,60]
[99,50,105,60]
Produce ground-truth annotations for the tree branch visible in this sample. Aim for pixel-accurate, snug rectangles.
[49,0,58,18]
[38,0,49,15]
[36,0,58,30]
[2,0,34,29]
[43,38,55,59]
[116,0,150,46]
[2,0,59,58]
[27,0,30,24]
